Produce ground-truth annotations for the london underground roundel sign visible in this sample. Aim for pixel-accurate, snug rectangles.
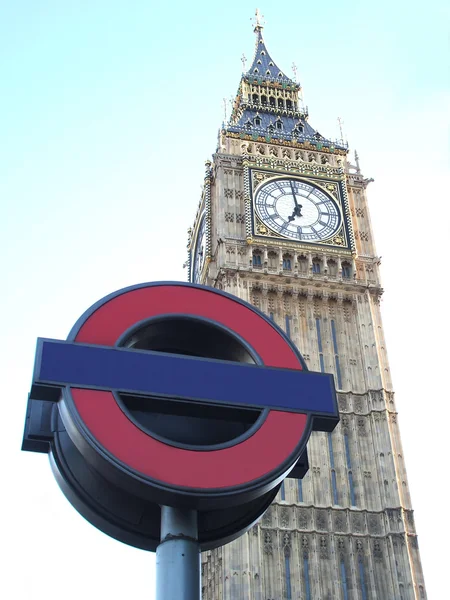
[23,282,339,550]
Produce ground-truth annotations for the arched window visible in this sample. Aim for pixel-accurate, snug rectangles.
[298,255,308,273]
[283,255,292,270]
[342,262,352,279]
[261,95,267,105]
[252,251,262,267]
[312,259,321,274]
[286,99,292,109]
[293,124,304,139]
[278,98,284,108]
[252,93,258,103]
[254,116,261,127]
[268,251,278,269]
[276,120,283,131]
[269,96,276,107]
[328,259,337,277]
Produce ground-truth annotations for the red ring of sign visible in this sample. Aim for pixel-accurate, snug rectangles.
[70,284,307,490]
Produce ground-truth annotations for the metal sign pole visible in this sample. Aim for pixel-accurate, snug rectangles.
[156,506,200,600]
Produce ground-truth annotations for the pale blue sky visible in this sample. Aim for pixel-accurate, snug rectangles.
[1,2,448,598]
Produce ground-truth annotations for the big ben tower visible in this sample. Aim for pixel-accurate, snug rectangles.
[188,14,427,600]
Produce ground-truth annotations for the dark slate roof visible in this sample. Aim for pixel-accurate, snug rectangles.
[227,108,346,150]
[245,27,296,86]
[224,25,348,151]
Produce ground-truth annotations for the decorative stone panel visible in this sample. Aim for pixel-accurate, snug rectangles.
[333,511,347,533]
[315,509,328,531]
[350,512,365,534]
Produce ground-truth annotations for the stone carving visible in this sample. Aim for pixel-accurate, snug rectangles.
[283,532,292,556]
[357,417,367,436]
[338,394,348,411]
[343,304,351,322]
[392,533,406,548]
[351,513,364,534]
[373,540,383,561]
[256,222,270,235]
[280,508,290,528]
[316,509,327,531]
[319,536,329,559]
[368,514,382,534]
[371,390,383,403]
[263,531,273,554]
[262,508,272,526]
[334,512,347,532]
[355,539,364,554]
[298,510,308,529]
[386,391,395,405]
[354,397,364,412]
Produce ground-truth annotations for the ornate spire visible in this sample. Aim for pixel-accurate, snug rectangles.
[245,17,295,86]
[253,8,264,32]
[222,16,347,152]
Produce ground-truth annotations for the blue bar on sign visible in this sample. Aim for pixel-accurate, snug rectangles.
[35,339,337,417]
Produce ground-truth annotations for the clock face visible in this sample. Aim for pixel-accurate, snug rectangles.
[254,178,341,242]
[192,214,206,283]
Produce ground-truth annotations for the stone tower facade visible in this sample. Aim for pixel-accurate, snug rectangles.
[188,20,427,600]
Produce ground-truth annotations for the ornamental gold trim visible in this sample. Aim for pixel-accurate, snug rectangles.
[252,214,349,250]
[225,131,348,156]
[246,231,353,256]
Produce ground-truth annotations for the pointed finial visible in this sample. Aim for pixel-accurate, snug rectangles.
[252,8,265,31]
[241,53,247,71]
[291,62,298,81]
[354,150,361,173]
[337,117,346,144]
[223,98,227,123]
[299,86,306,112]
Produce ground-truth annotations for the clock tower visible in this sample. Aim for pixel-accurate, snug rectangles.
[188,18,427,600]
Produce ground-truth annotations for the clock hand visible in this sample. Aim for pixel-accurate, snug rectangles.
[288,181,303,220]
